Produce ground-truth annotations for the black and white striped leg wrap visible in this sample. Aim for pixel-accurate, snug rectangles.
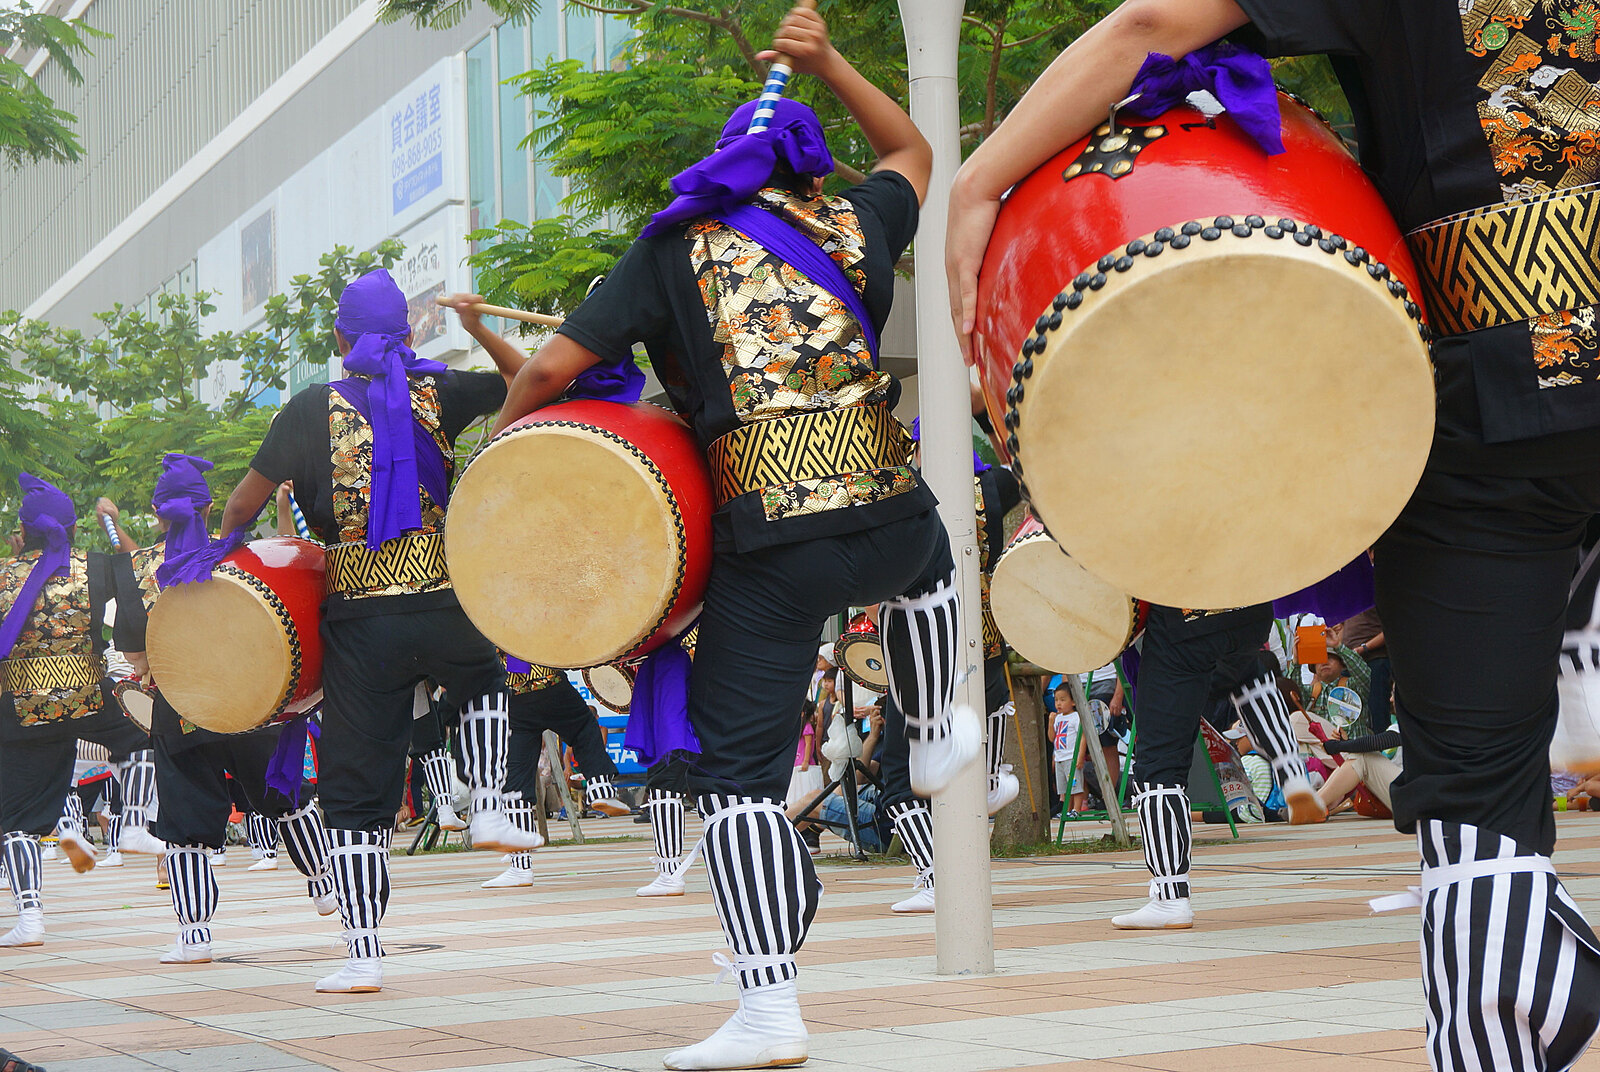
[58,792,85,838]
[118,749,156,827]
[987,701,1012,787]
[2,833,41,912]
[419,747,455,807]
[885,800,935,887]
[1133,783,1191,901]
[107,812,123,852]
[584,776,618,807]
[278,801,332,895]
[1376,821,1600,1072]
[646,789,686,870]
[504,792,536,869]
[698,795,820,989]
[166,845,217,946]
[459,692,510,814]
[879,574,961,743]
[327,829,390,960]
[1230,675,1305,785]
[247,813,277,858]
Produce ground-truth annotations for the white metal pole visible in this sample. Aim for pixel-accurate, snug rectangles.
[899,0,995,977]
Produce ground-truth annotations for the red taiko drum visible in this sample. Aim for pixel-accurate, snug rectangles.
[447,400,714,669]
[834,611,889,693]
[973,95,1435,611]
[147,536,326,734]
[989,516,1148,675]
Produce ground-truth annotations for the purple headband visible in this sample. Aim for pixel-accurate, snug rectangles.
[0,473,76,660]
[150,452,214,560]
[335,269,446,550]
[639,98,834,239]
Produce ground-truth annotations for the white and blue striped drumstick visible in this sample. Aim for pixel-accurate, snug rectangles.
[287,491,312,539]
[746,0,818,135]
[101,513,121,550]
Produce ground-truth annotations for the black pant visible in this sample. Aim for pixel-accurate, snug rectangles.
[319,605,503,832]
[150,724,296,848]
[0,704,149,835]
[1129,606,1275,789]
[505,678,619,800]
[1365,655,1393,733]
[683,511,953,802]
[1376,467,1600,856]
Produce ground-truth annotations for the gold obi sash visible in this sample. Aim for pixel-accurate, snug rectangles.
[506,665,565,694]
[706,403,914,508]
[326,532,449,597]
[2,653,104,693]
[1406,185,1600,337]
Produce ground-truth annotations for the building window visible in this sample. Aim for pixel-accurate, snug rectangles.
[466,36,497,235]
[497,22,531,224]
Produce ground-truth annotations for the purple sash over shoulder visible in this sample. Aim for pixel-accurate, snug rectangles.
[714,204,879,364]
[623,643,701,766]
[328,377,452,515]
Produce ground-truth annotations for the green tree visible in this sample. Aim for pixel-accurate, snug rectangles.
[0,241,404,544]
[0,2,106,169]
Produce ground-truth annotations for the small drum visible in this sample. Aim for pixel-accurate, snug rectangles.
[584,661,638,714]
[973,94,1434,610]
[147,537,326,734]
[448,400,714,669]
[834,611,889,693]
[112,679,155,733]
[989,517,1148,675]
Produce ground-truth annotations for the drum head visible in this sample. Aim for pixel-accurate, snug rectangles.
[836,634,889,692]
[113,681,155,733]
[1015,231,1434,609]
[991,534,1136,674]
[450,425,685,668]
[585,663,635,713]
[147,572,297,734]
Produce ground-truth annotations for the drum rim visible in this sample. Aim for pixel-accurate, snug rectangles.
[111,678,155,732]
[1001,214,1432,607]
[451,418,689,668]
[148,566,301,734]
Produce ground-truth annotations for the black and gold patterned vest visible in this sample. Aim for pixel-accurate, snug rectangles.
[503,653,566,696]
[0,550,104,726]
[324,376,454,600]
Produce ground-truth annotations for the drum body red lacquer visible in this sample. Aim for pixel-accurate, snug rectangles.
[147,537,326,734]
[448,400,715,669]
[973,96,1435,611]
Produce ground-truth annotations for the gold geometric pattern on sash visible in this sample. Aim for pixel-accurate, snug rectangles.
[1406,186,1600,337]
[325,532,450,598]
[506,665,565,695]
[706,403,913,507]
[2,653,104,693]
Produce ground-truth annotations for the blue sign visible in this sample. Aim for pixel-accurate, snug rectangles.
[390,81,445,216]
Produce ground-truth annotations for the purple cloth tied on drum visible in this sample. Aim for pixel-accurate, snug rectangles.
[334,268,448,551]
[1272,555,1376,625]
[568,358,646,405]
[150,453,214,561]
[623,642,701,766]
[640,99,834,239]
[265,711,320,805]
[0,474,76,660]
[1126,43,1285,157]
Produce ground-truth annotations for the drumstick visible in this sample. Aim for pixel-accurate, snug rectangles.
[435,298,565,329]
[747,0,819,134]
[101,514,121,551]
[286,491,312,540]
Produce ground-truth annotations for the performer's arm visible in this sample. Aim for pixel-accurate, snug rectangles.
[218,469,278,540]
[759,6,932,202]
[95,497,134,552]
[489,335,605,437]
[442,293,529,388]
[945,0,1249,359]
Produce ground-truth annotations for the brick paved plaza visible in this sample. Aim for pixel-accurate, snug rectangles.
[5,813,1600,1072]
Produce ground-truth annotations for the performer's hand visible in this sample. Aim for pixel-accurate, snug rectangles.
[441,293,489,334]
[95,496,119,522]
[758,6,839,77]
[946,176,1002,366]
[5,530,20,556]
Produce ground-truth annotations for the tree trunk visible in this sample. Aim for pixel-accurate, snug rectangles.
[991,668,1052,850]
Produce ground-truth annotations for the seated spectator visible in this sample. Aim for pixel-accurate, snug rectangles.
[1225,724,1286,822]
[1318,729,1402,813]
[788,708,888,853]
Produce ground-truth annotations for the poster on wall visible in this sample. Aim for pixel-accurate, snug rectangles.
[392,222,448,347]
[389,75,446,217]
[240,209,276,313]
